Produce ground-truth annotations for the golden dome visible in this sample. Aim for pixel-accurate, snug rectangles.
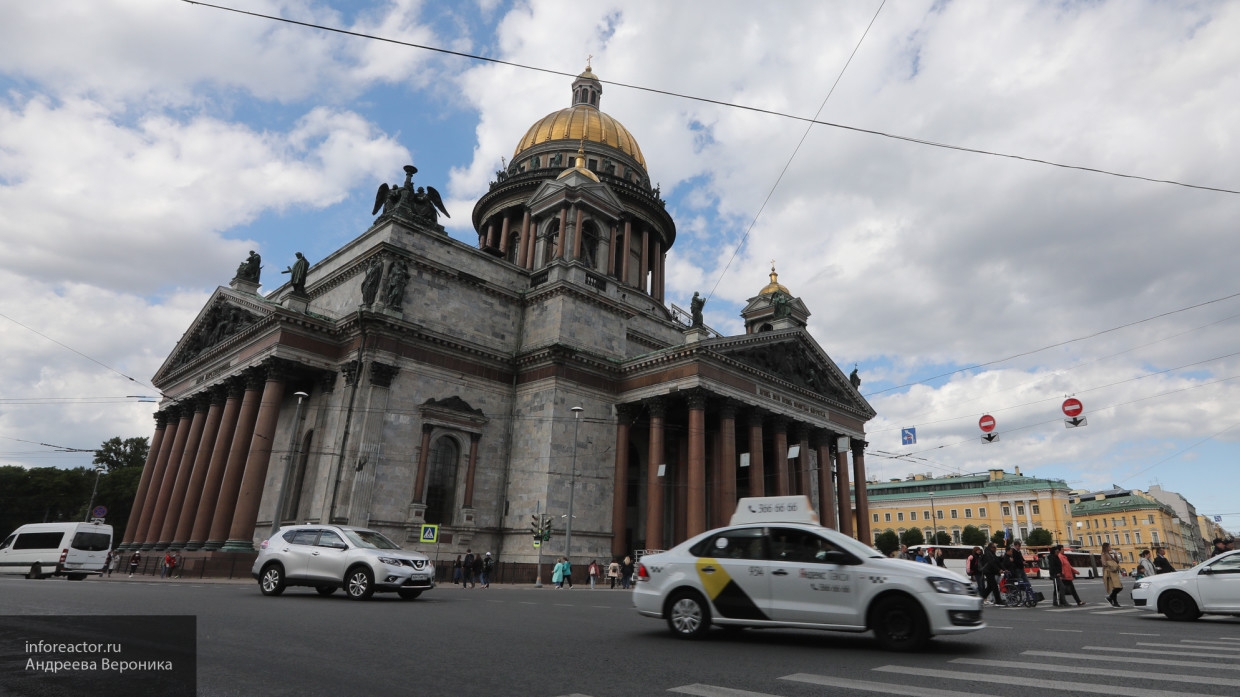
[759,264,791,295]
[513,105,646,168]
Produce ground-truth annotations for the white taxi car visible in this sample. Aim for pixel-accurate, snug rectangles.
[1132,549,1240,621]
[633,496,984,651]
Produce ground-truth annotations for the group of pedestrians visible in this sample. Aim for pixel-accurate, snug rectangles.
[451,549,493,588]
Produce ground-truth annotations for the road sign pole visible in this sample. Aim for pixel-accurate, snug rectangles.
[534,501,543,588]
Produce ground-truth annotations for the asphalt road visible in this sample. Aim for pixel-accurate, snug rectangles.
[0,575,1236,697]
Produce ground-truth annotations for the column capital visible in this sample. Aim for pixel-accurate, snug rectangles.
[318,369,338,393]
[242,366,268,390]
[154,411,170,429]
[768,414,788,432]
[340,359,361,387]
[369,361,400,388]
[645,396,667,419]
[225,375,248,399]
[469,432,482,444]
[851,439,869,454]
[683,388,710,410]
[614,403,639,425]
[260,357,296,383]
[192,393,212,413]
[207,384,229,405]
[717,400,738,419]
[747,409,767,427]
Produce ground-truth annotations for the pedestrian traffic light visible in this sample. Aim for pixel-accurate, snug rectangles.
[542,518,552,541]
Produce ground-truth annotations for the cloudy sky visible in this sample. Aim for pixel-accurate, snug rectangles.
[2,0,1237,535]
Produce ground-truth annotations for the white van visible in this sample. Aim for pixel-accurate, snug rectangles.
[0,521,113,580]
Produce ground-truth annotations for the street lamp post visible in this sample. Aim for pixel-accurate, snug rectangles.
[271,391,309,538]
[565,406,583,560]
[84,465,105,522]
[929,491,938,544]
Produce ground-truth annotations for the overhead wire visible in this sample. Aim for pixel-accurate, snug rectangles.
[180,0,1239,197]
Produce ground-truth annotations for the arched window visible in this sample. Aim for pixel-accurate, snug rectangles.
[424,436,460,525]
[541,219,560,266]
[580,221,600,267]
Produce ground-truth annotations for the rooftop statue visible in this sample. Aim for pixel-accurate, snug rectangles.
[235,250,261,283]
[282,252,309,295]
[849,366,861,389]
[690,292,705,327]
[372,165,450,227]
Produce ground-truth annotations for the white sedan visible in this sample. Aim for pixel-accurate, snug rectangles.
[1132,549,1240,621]
[632,496,984,651]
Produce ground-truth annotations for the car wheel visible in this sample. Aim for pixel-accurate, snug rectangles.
[397,589,422,600]
[315,585,336,596]
[259,564,286,596]
[666,590,711,639]
[345,566,375,600]
[1161,591,1201,621]
[870,596,930,652]
[26,564,43,580]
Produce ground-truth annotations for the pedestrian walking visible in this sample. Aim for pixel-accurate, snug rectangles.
[127,550,141,577]
[1053,545,1084,606]
[607,559,620,589]
[933,548,946,567]
[980,543,1002,605]
[463,549,476,588]
[621,556,633,590]
[561,557,573,588]
[1152,547,1175,574]
[104,550,115,577]
[1134,550,1156,580]
[470,551,482,588]
[552,557,566,589]
[161,551,175,579]
[966,546,983,595]
[452,555,462,585]
[481,552,494,588]
[587,559,600,589]
[1101,542,1124,607]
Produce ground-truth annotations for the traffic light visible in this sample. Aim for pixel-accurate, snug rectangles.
[542,518,552,542]
[531,514,541,540]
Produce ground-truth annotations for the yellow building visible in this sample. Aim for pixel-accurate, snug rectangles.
[1069,489,1191,570]
[863,468,1074,546]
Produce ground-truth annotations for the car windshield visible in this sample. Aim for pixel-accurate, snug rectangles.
[342,529,401,550]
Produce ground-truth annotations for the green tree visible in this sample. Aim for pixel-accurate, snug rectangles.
[93,436,149,473]
[899,527,924,547]
[961,525,987,546]
[875,530,900,556]
[932,531,952,546]
[1026,527,1053,547]
[991,529,1008,547]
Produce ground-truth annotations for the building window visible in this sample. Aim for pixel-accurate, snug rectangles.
[964,508,973,518]
[1152,531,1160,545]
[424,435,461,525]
[953,530,961,544]
[1148,515,1155,524]
[1102,519,1108,528]
[910,511,918,520]
[1087,534,1094,546]
[872,513,879,522]
[950,509,958,519]
[1135,531,1142,544]
[884,513,891,522]
[979,507,987,517]
[1002,505,1010,516]
[1124,533,1131,544]
[923,510,930,520]
[1019,527,1028,539]
[1031,504,1040,515]
[1017,505,1025,516]
[897,512,904,522]
[936,510,944,519]
[1106,534,1112,544]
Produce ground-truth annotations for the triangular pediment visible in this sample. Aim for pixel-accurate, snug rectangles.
[526,177,623,218]
[706,330,874,418]
[153,288,273,382]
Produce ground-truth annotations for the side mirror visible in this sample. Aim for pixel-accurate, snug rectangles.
[1198,566,1213,575]
[821,550,856,566]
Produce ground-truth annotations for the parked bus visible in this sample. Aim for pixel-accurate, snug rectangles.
[904,545,974,574]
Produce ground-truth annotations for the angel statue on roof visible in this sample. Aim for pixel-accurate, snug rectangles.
[372,165,450,228]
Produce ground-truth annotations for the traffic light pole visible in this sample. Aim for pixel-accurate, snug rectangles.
[534,501,544,588]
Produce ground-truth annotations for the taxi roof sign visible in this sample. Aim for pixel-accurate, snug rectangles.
[729,496,820,526]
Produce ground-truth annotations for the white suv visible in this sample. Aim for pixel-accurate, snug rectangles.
[251,525,434,600]
[1132,549,1240,621]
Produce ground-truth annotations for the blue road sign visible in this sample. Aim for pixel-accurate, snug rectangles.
[901,428,916,445]
[420,524,439,543]
[91,506,108,518]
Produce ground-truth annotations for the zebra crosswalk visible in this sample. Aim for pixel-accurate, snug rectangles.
[625,635,1240,697]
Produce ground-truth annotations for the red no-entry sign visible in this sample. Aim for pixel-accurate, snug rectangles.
[1062,398,1084,417]
[979,415,996,433]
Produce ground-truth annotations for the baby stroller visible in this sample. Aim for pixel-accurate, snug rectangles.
[999,572,1042,607]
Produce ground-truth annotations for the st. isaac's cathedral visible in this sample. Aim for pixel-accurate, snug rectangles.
[117,66,876,566]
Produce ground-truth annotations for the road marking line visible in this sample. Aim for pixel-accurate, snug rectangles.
[1044,629,1083,633]
[1083,646,1239,659]
[1136,641,1240,652]
[1091,608,1142,614]
[874,665,1204,697]
[952,658,1240,689]
[986,625,1013,629]
[1024,650,1240,671]
[553,603,574,607]
[1119,632,1160,636]
[1180,639,1240,646]
[519,601,538,605]
[668,684,781,696]
[782,673,999,697]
